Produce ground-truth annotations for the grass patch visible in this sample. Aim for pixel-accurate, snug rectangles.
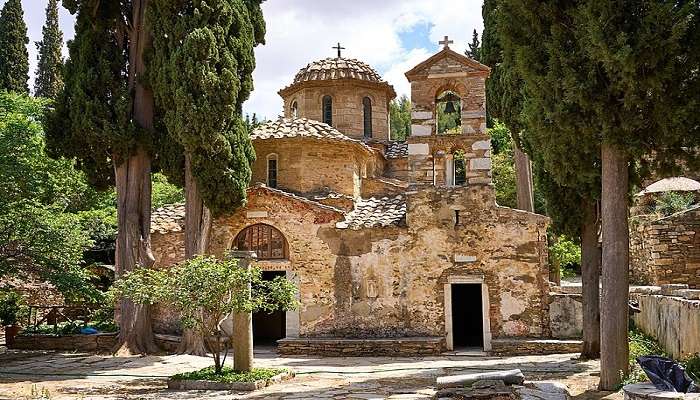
[171,367,286,383]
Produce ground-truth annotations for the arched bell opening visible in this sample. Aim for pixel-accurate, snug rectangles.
[436,90,462,135]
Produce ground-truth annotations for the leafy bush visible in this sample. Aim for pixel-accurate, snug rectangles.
[172,366,286,383]
[549,235,581,277]
[0,289,26,326]
[622,328,668,386]
[654,192,696,217]
[682,354,700,384]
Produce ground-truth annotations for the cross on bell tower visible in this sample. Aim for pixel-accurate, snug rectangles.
[332,42,346,58]
[439,35,454,50]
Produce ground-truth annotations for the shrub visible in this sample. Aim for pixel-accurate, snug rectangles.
[0,289,27,326]
[653,192,695,217]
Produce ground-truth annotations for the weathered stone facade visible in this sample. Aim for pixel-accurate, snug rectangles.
[151,44,552,354]
[630,206,700,288]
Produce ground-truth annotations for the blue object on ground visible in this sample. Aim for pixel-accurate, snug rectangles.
[80,327,98,335]
[637,355,699,393]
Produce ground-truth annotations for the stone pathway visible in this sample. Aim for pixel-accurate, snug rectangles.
[0,347,608,400]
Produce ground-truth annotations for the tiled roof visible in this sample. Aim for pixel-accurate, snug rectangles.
[292,57,384,84]
[151,203,185,234]
[249,184,345,214]
[385,141,408,159]
[637,177,700,196]
[336,195,407,230]
[251,118,373,152]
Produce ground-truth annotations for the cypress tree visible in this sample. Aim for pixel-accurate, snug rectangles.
[499,0,700,388]
[148,0,265,355]
[0,0,29,93]
[466,29,480,61]
[481,0,534,212]
[46,0,159,355]
[35,0,64,99]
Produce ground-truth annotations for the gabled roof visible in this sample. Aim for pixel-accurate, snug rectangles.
[404,48,490,81]
[247,183,345,215]
[251,117,375,155]
[336,195,406,230]
[637,177,700,196]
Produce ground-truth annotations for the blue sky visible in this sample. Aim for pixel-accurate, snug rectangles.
[5,0,485,119]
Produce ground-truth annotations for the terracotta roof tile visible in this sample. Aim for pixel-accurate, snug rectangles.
[251,118,374,153]
[385,141,408,159]
[336,195,407,230]
[293,57,384,84]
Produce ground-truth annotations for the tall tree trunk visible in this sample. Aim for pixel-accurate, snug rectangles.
[599,143,630,390]
[580,198,601,359]
[514,147,535,212]
[178,153,211,356]
[231,252,254,372]
[113,0,157,355]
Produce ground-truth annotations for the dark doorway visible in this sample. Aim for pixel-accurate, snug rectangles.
[253,271,286,344]
[451,283,484,348]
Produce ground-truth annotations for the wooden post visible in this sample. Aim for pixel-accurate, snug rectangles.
[230,251,256,372]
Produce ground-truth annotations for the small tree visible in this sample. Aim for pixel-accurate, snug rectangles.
[34,0,63,99]
[111,255,297,374]
[0,0,29,93]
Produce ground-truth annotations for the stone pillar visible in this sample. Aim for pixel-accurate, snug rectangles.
[230,251,256,372]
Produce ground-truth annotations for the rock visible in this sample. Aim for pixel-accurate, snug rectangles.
[437,369,525,389]
[472,380,507,389]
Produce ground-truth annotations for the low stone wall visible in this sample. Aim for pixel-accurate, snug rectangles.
[11,333,117,352]
[630,206,700,288]
[631,285,700,359]
[549,292,583,339]
[490,338,582,356]
[277,337,445,356]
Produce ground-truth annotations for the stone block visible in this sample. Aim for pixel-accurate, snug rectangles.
[472,140,491,150]
[412,111,433,120]
[246,210,268,218]
[408,143,430,155]
[412,124,432,136]
[437,369,525,389]
[470,158,491,170]
[454,254,477,263]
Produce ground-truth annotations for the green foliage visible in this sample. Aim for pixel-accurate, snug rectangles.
[172,366,285,382]
[111,255,297,372]
[436,99,461,135]
[152,173,184,209]
[0,0,29,93]
[492,146,517,209]
[22,318,118,335]
[684,354,700,384]
[489,120,511,155]
[549,235,581,277]
[34,0,64,99]
[480,0,500,128]
[148,0,266,216]
[45,1,134,189]
[0,92,102,301]
[389,95,411,141]
[0,289,26,326]
[653,192,696,218]
[466,29,481,61]
[623,328,668,386]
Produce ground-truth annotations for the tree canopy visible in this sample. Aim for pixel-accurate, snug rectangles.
[390,95,411,141]
[0,0,29,93]
[149,0,266,216]
[35,0,64,99]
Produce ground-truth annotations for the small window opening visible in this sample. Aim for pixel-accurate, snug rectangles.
[322,95,333,125]
[454,210,460,227]
[437,91,461,134]
[291,101,298,118]
[267,154,278,188]
[363,96,372,139]
[454,151,467,186]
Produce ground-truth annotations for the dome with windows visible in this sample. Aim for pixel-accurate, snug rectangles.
[292,57,385,84]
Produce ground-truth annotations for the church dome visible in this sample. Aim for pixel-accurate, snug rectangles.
[292,57,385,84]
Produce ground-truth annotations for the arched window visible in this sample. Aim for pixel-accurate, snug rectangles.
[363,96,373,139]
[290,101,298,118]
[266,154,278,188]
[234,224,287,260]
[322,95,333,125]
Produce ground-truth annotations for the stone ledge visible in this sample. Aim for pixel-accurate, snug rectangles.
[278,336,445,356]
[623,382,700,400]
[490,338,582,356]
[167,371,293,392]
[11,333,117,352]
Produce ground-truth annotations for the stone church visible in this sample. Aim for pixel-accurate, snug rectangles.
[151,40,552,355]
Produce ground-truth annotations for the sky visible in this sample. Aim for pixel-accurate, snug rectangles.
[7,0,485,119]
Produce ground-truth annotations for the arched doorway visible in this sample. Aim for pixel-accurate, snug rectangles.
[233,224,289,344]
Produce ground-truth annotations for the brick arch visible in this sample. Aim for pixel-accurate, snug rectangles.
[433,80,468,101]
[232,223,289,260]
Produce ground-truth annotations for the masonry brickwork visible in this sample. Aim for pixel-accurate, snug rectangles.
[630,206,700,288]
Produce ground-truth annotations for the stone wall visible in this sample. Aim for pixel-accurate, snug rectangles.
[630,207,700,288]
[282,83,391,142]
[548,292,583,339]
[252,139,372,199]
[277,337,445,356]
[630,285,700,359]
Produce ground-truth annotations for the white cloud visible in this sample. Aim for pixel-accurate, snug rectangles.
[245,0,484,119]
[8,0,484,114]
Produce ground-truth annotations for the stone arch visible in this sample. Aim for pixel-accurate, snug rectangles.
[232,223,289,260]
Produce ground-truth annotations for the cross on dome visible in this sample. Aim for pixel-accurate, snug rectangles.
[439,35,454,49]
[333,42,346,58]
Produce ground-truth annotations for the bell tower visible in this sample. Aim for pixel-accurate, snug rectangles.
[404,37,491,188]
